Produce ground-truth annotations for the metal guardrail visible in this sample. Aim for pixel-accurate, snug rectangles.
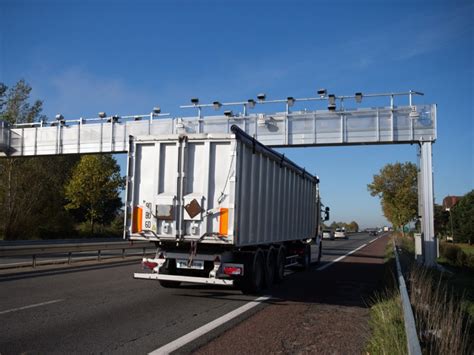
[393,238,422,355]
[0,240,154,269]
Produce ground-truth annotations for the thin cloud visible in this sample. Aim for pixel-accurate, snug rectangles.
[312,4,473,69]
[396,5,473,60]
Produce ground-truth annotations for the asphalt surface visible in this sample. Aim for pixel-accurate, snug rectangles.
[0,232,385,354]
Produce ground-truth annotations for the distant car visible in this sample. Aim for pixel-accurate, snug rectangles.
[369,230,378,236]
[322,229,334,240]
[334,228,347,239]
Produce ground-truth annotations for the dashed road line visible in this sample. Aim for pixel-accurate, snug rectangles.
[0,299,64,315]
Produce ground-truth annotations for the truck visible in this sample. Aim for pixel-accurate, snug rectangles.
[129,125,329,293]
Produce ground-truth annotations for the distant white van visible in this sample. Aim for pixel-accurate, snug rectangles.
[334,228,347,239]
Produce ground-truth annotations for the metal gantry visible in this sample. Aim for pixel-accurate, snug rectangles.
[0,89,437,265]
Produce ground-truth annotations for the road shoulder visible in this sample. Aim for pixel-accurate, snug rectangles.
[193,235,390,354]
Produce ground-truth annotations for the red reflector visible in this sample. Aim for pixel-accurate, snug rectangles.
[224,266,242,276]
[143,261,158,270]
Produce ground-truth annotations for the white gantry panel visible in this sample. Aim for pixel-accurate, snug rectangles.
[1,104,436,156]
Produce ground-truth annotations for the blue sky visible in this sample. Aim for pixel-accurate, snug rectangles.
[1,0,473,228]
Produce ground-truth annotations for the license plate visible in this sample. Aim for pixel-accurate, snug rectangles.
[176,259,204,270]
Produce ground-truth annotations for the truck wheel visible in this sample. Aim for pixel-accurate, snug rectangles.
[300,244,311,270]
[274,246,286,283]
[315,240,322,265]
[158,260,181,288]
[240,250,265,295]
[265,247,276,287]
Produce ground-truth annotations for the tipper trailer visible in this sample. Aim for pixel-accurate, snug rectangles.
[128,125,328,293]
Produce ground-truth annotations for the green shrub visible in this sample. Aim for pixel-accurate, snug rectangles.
[456,249,467,267]
[440,243,474,269]
[467,255,474,269]
[442,244,462,264]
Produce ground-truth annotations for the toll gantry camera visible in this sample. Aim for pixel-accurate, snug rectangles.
[317,89,327,97]
[213,101,222,110]
[327,94,336,111]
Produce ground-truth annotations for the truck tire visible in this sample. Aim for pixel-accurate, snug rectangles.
[240,250,265,295]
[300,244,311,270]
[158,260,181,288]
[315,240,322,265]
[265,247,276,287]
[274,246,286,283]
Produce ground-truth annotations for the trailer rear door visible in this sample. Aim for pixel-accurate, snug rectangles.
[125,135,236,244]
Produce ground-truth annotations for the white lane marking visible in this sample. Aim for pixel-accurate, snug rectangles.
[317,234,384,272]
[317,244,367,271]
[367,235,383,245]
[0,299,64,315]
[149,295,270,355]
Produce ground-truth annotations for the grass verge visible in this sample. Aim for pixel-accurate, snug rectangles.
[366,239,407,355]
[457,243,474,256]
[409,265,472,354]
[366,290,407,355]
[396,235,473,354]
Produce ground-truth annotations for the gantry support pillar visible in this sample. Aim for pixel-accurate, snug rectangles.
[418,141,436,266]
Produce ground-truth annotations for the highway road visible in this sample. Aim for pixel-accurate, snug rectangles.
[0,232,388,354]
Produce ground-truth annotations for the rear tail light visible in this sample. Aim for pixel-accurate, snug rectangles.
[224,266,242,276]
[143,261,158,270]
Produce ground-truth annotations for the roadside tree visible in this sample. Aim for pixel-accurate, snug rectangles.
[434,204,450,238]
[451,190,474,244]
[65,155,125,234]
[0,80,78,240]
[348,221,359,232]
[367,162,418,234]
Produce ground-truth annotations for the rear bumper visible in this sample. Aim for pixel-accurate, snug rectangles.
[134,272,234,286]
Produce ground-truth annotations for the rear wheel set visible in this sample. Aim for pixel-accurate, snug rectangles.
[299,244,311,270]
[239,246,283,294]
[238,249,265,294]
[274,246,286,283]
